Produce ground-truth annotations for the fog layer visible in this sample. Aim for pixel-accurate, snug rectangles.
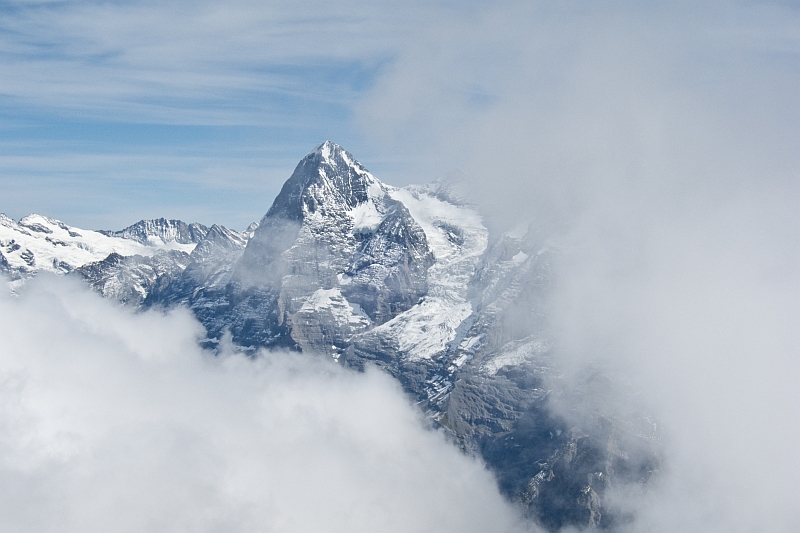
[358,2,800,531]
[0,276,527,533]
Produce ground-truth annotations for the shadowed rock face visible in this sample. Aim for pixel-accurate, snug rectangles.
[343,199,433,324]
[63,142,660,531]
[75,250,192,306]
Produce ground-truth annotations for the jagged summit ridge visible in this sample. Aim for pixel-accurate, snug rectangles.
[100,218,209,245]
[238,141,387,278]
[238,141,398,283]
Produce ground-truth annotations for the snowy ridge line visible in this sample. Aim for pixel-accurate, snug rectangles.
[98,218,209,246]
[0,213,200,283]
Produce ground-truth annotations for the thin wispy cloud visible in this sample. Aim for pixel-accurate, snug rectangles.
[0,0,410,123]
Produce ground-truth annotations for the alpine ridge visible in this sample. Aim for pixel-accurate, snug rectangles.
[1,142,660,531]
[99,218,209,245]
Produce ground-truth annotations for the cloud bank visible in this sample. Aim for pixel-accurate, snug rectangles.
[358,1,800,531]
[0,275,528,533]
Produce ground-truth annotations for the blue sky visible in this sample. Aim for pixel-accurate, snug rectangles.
[1,0,798,230]
[0,0,420,229]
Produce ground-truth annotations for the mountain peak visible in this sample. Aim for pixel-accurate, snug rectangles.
[303,141,366,176]
[264,142,384,222]
[308,140,339,160]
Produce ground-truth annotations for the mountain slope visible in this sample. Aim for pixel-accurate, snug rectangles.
[165,141,450,352]
[76,223,253,310]
[1,142,660,531]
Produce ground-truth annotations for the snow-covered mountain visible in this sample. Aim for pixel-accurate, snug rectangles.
[1,141,659,531]
[77,222,253,307]
[227,141,485,359]
[0,213,198,282]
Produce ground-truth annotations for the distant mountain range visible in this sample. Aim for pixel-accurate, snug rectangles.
[1,141,659,530]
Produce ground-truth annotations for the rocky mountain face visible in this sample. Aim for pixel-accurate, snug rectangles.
[77,223,254,309]
[228,141,436,351]
[74,250,193,306]
[2,141,660,531]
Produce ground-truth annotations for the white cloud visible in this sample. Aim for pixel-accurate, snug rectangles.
[358,1,800,226]
[357,1,800,531]
[547,185,800,532]
[0,275,528,533]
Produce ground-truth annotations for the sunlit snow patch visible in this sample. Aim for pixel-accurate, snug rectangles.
[511,251,528,264]
[349,201,383,232]
[362,186,488,361]
[299,287,371,329]
[482,337,549,375]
